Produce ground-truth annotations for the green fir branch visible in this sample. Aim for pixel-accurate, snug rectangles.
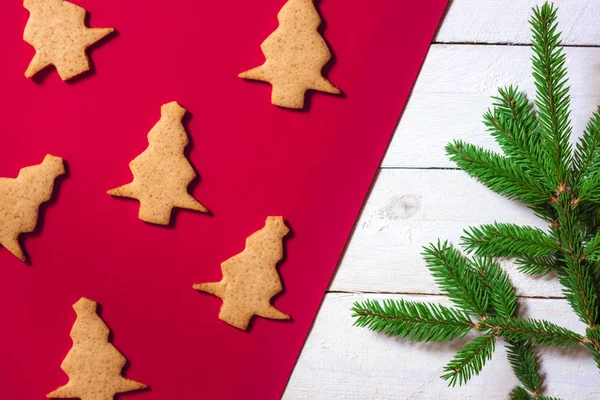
[441,333,496,387]
[484,86,551,189]
[531,3,573,187]
[559,262,599,327]
[446,140,550,208]
[472,257,518,318]
[351,299,474,342]
[573,109,600,194]
[509,386,561,400]
[462,223,560,258]
[506,342,542,395]
[576,169,600,204]
[584,326,600,369]
[515,255,560,276]
[479,317,583,348]
[422,241,489,317]
[583,232,600,260]
[509,386,535,400]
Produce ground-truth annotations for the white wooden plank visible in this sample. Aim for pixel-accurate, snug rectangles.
[382,45,600,168]
[285,293,600,399]
[437,0,600,45]
[330,169,565,297]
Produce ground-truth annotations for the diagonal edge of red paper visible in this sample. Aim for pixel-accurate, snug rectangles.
[0,0,448,398]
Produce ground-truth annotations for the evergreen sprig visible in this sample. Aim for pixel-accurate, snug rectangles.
[423,241,488,317]
[483,87,546,183]
[584,232,600,260]
[462,223,560,258]
[531,3,572,186]
[510,386,561,400]
[446,140,550,209]
[352,243,565,390]
[352,3,600,398]
[351,299,474,342]
[479,317,583,347]
[573,109,600,195]
[441,333,496,386]
[515,255,559,276]
[506,342,541,394]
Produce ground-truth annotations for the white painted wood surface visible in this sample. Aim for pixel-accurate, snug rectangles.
[435,0,600,45]
[382,45,600,169]
[290,294,599,400]
[286,1,600,398]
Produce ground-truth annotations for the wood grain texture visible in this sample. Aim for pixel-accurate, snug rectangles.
[286,0,600,398]
[435,0,600,45]
[285,294,600,399]
[329,169,561,297]
[382,45,600,169]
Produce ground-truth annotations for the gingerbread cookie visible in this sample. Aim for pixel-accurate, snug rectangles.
[0,155,65,262]
[239,0,340,109]
[108,101,208,225]
[24,0,114,81]
[194,216,290,330]
[47,297,147,400]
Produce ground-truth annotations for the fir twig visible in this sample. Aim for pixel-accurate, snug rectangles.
[446,140,550,209]
[472,256,517,319]
[531,3,572,187]
[509,386,535,400]
[559,263,599,327]
[583,232,600,260]
[510,386,561,400]
[462,223,560,258]
[506,342,542,394]
[484,87,551,189]
[515,255,560,276]
[422,241,489,318]
[351,299,474,342]
[585,326,600,369]
[441,333,496,387]
[479,317,583,348]
[573,109,600,195]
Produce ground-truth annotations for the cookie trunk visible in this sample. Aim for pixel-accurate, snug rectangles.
[138,201,172,226]
[271,85,307,109]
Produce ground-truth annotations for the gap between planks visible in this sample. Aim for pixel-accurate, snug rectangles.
[327,290,565,300]
[378,166,460,171]
[432,41,600,48]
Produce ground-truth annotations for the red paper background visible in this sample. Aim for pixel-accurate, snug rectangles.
[0,0,447,398]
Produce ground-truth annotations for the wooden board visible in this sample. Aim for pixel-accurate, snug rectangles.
[436,0,600,45]
[329,169,560,297]
[382,45,600,169]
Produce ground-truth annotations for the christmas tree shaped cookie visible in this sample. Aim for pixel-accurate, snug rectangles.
[194,216,291,330]
[24,0,114,81]
[0,155,65,261]
[108,101,208,225]
[48,297,147,400]
[239,0,340,109]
